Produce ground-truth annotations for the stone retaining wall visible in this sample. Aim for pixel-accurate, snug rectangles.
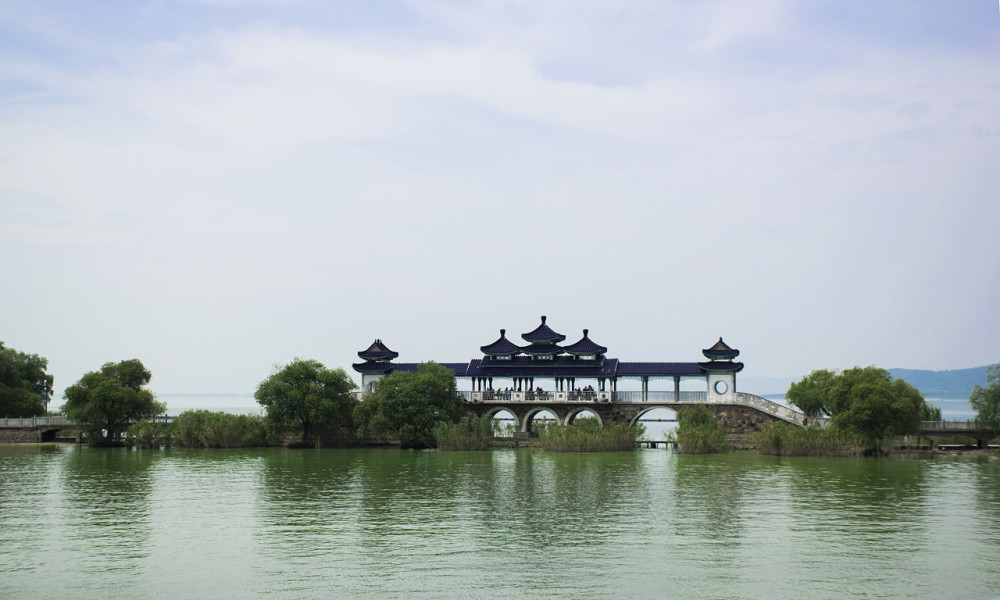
[0,429,41,443]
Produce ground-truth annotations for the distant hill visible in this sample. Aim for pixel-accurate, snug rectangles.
[889,364,997,398]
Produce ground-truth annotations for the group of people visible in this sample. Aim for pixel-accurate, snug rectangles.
[481,385,600,400]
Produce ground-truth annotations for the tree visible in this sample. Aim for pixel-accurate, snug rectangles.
[786,369,837,417]
[354,362,464,448]
[786,366,936,453]
[0,341,54,417]
[969,365,1000,436]
[254,359,358,445]
[63,359,165,444]
[827,366,927,452]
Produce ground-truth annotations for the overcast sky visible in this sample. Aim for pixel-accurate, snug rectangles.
[1,1,998,400]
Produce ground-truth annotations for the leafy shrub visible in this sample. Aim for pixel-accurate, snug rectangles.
[673,406,728,454]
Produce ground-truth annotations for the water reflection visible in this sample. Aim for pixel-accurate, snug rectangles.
[3,446,1000,600]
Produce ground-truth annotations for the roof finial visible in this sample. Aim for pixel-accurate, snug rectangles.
[541,315,547,324]
[500,329,506,336]
[583,329,589,336]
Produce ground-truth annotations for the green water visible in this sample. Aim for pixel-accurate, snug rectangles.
[1,446,999,600]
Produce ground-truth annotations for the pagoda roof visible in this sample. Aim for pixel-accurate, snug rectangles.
[352,361,395,374]
[698,361,745,373]
[562,329,607,355]
[358,339,399,361]
[521,316,566,343]
[480,329,522,356]
[702,337,739,359]
[521,343,565,355]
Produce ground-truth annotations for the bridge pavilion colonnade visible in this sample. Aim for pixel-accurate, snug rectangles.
[353,316,745,409]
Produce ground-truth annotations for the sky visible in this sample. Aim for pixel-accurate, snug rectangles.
[1,1,998,402]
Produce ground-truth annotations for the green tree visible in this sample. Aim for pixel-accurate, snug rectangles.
[827,366,927,452]
[0,341,54,417]
[786,369,837,417]
[969,365,1000,436]
[254,358,357,445]
[63,359,165,444]
[354,362,464,448]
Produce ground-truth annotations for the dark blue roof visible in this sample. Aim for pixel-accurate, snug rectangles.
[352,361,395,373]
[521,316,566,343]
[562,329,607,355]
[521,343,564,355]
[358,339,399,361]
[698,361,744,373]
[480,329,522,355]
[467,358,619,378]
[702,337,739,359]
[615,362,705,376]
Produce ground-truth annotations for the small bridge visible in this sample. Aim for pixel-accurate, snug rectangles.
[919,421,996,449]
[0,416,174,443]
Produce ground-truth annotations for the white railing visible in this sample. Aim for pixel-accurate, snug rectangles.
[0,415,175,428]
[921,420,983,431]
[0,416,73,428]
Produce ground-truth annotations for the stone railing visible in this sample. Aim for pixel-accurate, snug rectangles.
[921,420,983,431]
[730,393,806,426]
[0,415,175,428]
[0,416,73,428]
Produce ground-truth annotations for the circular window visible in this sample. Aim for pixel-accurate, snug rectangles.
[714,380,728,394]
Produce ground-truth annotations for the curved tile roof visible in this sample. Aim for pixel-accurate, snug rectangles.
[358,339,399,361]
[702,337,739,359]
[480,329,522,356]
[521,315,567,343]
[562,329,607,355]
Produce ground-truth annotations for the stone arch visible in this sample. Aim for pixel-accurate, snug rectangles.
[482,406,520,434]
[566,407,604,427]
[628,406,678,427]
[521,406,563,433]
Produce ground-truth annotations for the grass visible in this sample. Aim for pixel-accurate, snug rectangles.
[535,417,644,452]
[433,415,498,450]
[752,421,864,456]
[128,410,268,448]
[671,406,729,454]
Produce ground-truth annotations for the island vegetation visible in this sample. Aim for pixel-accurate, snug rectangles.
[535,417,644,452]
[0,341,54,418]
[354,362,465,449]
[671,405,729,454]
[63,359,165,445]
[254,358,357,447]
[969,365,1000,437]
[781,366,940,455]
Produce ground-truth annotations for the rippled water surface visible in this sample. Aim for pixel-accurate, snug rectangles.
[1,445,999,600]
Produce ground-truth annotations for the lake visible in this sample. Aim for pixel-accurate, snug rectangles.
[1,445,998,599]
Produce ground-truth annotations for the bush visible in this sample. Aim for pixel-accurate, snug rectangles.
[127,419,172,449]
[673,406,728,454]
[752,421,864,456]
[536,417,644,452]
[172,410,267,448]
[433,415,498,450]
